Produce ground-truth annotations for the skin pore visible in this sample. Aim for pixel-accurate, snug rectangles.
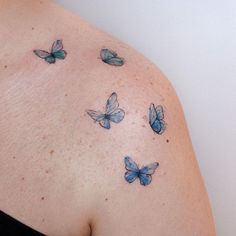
[0,0,216,235]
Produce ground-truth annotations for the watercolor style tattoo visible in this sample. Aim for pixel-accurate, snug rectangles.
[33,39,67,64]
[87,92,125,129]
[100,48,124,66]
[149,103,166,134]
[124,156,159,186]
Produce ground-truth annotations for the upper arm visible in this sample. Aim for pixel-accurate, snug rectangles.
[81,53,216,236]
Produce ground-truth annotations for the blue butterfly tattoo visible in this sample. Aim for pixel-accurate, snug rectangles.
[149,103,166,134]
[86,92,125,129]
[124,156,159,186]
[33,39,67,64]
[100,48,124,66]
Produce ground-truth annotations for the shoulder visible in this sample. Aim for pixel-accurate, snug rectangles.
[0,3,215,235]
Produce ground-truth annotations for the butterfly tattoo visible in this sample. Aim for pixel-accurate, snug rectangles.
[100,48,124,66]
[124,156,159,186]
[86,92,125,129]
[33,39,67,64]
[149,103,166,134]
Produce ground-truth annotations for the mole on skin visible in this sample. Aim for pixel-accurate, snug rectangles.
[50,150,54,155]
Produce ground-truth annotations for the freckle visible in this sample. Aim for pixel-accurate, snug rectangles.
[50,150,54,155]
[31,27,34,30]
[142,115,148,121]
[65,94,68,97]
[89,144,93,148]
[45,170,49,174]
[162,202,165,206]
[150,82,153,86]
[126,111,130,115]
[105,198,108,201]
[142,124,146,128]
[41,197,45,200]
[12,156,16,159]
[42,218,45,222]
[42,135,46,140]
[4,65,7,69]
[21,177,25,181]
[166,139,169,143]
[152,137,156,140]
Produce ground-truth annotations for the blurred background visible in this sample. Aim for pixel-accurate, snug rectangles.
[55,1,236,235]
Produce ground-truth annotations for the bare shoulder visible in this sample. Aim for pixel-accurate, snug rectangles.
[62,22,216,236]
[80,48,216,236]
[0,2,215,235]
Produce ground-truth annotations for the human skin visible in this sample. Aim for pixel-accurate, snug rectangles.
[0,0,216,235]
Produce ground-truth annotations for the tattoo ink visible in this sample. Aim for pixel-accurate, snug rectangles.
[33,39,67,64]
[100,48,124,66]
[87,92,125,129]
[149,103,166,134]
[124,156,159,186]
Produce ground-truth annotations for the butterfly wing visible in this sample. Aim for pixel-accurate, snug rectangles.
[155,105,164,120]
[45,56,56,64]
[108,108,125,123]
[125,171,139,183]
[149,103,157,125]
[100,49,124,66]
[124,156,139,172]
[51,39,63,52]
[99,118,111,129]
[100,48,117,61]
[139,174,152,186]
[149,104,166,134]
[51,39,67,60]
[86,110,105,122]
[106,57,124,66]
[33,50,55,64]
[151,119,166,134]
[124,156,139,183]
[105,92,119,115]
[33,50,51,59]
[87,110,111,129]
[140,162,159,175]
[52,50,67,59]
[139,162,159,186]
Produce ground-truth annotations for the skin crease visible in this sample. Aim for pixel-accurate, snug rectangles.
[0,0,216,235]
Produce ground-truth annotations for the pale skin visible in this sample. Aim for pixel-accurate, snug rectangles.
[0,0,216,235]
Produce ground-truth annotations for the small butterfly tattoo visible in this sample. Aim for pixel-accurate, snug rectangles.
[149,103,166,134]
[33,39,67,64]
[124,156,159,186]
[100,48,125,66]
[86,92,125,129]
